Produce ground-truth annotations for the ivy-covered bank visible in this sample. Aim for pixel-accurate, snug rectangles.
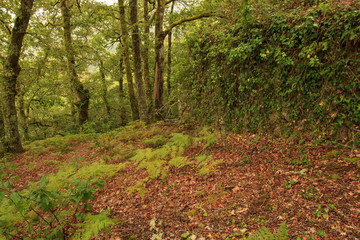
[178,1,360,145]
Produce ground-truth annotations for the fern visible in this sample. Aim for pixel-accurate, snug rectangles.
[127,178,149,199]
[138,160,167,179]
[274,222,289,239]
[73,162,126,180]
[247,222,289,240]
[73,211,116,240]
[195,154,223,175]
[167,133,192,148]
[169,156,192,168]
[198,126,218,148]
[153,147,171,159]
[131,148,153,163]
[143,135,167,148]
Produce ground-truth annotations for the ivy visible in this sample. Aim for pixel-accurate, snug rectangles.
[178,1,360,143]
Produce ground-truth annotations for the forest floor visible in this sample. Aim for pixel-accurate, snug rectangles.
[2,121,360,240]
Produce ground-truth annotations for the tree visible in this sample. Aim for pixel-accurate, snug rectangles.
[118,0,139,121]
[130,0,148,123]
[142,0,152,107]
[166,1,175,97]
[153,0,214,119]
[61,0,90,125]
[0,0,34,153]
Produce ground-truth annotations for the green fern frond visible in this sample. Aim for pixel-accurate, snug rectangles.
[247,222,289,240]
[127,178,149,199]
[274,222,289,240]
[131,148,153,163]
[73,162,126,180]
[169,156,191,168]
[167,133,192,148]
[153,147,171,159]
[138,160,166,179]
[73,211,116,240]
[198,126,218,148]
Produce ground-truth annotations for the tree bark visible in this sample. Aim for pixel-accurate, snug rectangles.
[16,87,29,140]
[130,0,148,123]
[142,0,152,108]
[118,0,139,121]
[154,0,166,120]
[117,53,127,125]
[166,1,175,97]
[61,0,90,125]
[99,59,110,115]
[0,0,34,153]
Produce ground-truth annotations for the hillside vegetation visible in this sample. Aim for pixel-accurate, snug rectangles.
[176,0,360,145]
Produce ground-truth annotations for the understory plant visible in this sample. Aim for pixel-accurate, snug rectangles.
[0,175,114,239]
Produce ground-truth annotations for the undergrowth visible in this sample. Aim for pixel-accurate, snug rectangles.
[0,175,114,239]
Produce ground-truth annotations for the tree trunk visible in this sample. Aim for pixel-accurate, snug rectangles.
[142,0,152,108]
[61,0,90,125]
[153,9,214,120]
[99,59,110,115]
[154,0,166,120]
[118,0,139,121]
[0,0,34,153]
[166,1,175,98]
[117,53,127,125]
[16,88,29,140]
[130,0,148,123]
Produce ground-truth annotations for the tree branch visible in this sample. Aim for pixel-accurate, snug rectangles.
[0,18,11,35]
[163,11,215,37]
[166,0,176,5]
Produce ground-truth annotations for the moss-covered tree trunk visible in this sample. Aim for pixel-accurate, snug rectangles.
[99,59,110,115]
[16,87,29,140]
[117,53,127,125]
[142,0,152,110]
[61,0,90,125]
[130,0,148,123]
[166,1,175,98]
[154,0,166,120]
[118,0,139,121]
[0,0,34,153]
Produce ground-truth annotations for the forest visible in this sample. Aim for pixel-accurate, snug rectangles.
[0,0,359,239]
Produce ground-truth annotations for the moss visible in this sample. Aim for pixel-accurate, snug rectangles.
[186,209,197,216]
[344,157,360,163]
[330,173,341,180]
[325,150,341,159]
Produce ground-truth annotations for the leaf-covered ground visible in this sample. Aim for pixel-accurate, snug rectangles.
[3,122,360,239]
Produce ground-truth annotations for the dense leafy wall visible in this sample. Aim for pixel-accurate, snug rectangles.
[179,1,360,143]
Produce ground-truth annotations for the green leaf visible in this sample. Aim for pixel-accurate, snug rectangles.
[181,232,189,238]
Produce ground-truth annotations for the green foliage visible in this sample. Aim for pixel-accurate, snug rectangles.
[196,154,223,175]
[0,175,110,239]
[73,211,116,240]
[143,135,167,148]
[168,133,193,148]
[44,161,125,190]
[127,178,149,199]
[25,134,92,155]
[196,126,218,148]
[130,132,194,180]
[178,1,360,143]
[247,222,289,240]
[169,156,192,168]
